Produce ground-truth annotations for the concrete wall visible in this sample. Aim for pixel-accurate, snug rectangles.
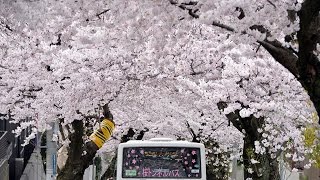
[0,159,9,180]
[303,166,320,180]
[229,161,320,180]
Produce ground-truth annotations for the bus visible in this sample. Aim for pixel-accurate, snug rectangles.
[116,138,206,180]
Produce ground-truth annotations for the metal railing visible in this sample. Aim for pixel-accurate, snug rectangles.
[0,131,12,164]
[5,142,12,160]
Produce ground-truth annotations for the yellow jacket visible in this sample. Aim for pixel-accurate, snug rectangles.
[89,118,115,148]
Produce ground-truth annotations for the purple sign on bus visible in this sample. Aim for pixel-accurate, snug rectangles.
[122,147,201,178]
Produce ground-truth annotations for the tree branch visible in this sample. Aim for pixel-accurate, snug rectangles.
[211,21,235,32]
[217,101,264,137]
[169,0,199,18]
[106,82,126,105]
[50,33,62,46]
[96,9,110,19]
[217,102,243,131]
[190,59,205,75]
[169,1,300,79]
[257,40,299,77]
[0,19,13,32]
[266,0,276,9]
[185,121,200,142]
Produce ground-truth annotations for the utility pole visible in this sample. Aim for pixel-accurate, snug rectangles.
[46,121,58,180]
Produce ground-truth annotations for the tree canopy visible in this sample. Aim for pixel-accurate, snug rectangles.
[0,0,319,179]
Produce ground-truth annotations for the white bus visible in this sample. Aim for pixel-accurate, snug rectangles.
[116,138,206,180]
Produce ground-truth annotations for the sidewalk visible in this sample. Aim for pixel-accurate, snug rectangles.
[20,149,46,180]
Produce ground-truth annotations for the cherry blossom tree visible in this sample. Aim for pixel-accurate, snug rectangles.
[167,0,320,178]
[169,0,320,122]
[0,0,319,180]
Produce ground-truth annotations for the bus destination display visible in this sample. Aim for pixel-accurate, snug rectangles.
[122,147,201,178]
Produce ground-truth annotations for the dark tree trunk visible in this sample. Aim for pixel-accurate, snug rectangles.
[241,117,280,180]
[57,120,99,180]
[57,104,114,180]
[243,136,279,180]
[297,0,320,123]
[218,102,280,180]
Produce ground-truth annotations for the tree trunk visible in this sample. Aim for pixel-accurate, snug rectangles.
[297,0,320,123]
[243,136,279,180]
[57,120,99,180]
[217,102,280,180]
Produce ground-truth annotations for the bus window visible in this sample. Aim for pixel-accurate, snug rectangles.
[122,147,201,178]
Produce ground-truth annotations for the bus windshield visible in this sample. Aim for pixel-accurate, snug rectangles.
[122,147,201,178]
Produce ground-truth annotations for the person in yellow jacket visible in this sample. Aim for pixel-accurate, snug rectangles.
[89,104,115,149]
[89,118,115,148]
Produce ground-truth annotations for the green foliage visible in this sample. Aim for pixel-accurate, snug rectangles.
[303,125,320,168]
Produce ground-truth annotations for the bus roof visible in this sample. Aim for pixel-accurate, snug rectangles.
[119,138,205,148]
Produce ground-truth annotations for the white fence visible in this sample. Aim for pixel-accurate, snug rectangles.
[229,157,320,180]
